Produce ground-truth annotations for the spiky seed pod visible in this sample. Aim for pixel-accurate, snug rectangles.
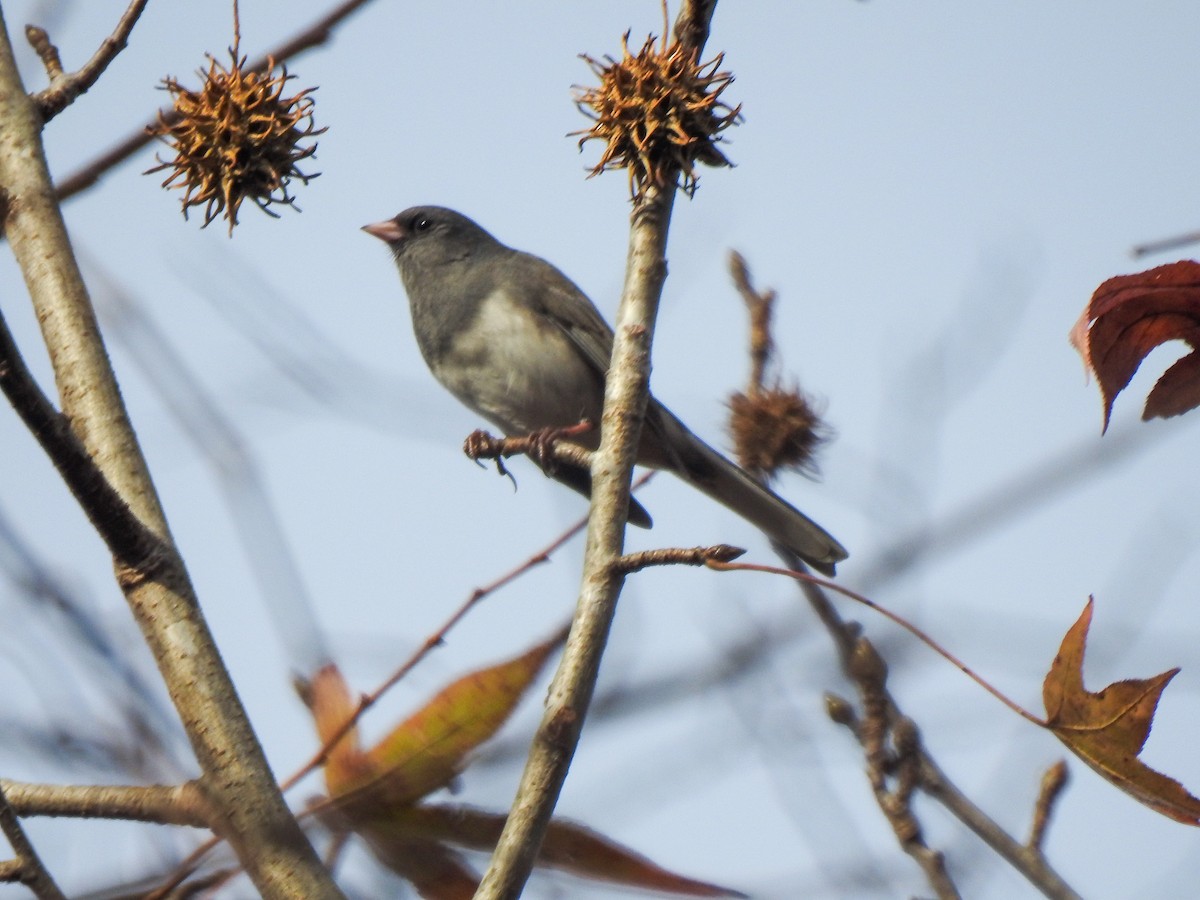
[728,384,828,479]
[147,50,325,233]
[573,32,741,201]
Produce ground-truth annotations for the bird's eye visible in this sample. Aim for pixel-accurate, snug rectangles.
[412,215,433,233]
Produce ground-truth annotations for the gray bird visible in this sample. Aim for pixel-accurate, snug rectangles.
[363,206,847,574]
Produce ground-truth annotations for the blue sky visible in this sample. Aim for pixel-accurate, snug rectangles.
[2,2,1199,897]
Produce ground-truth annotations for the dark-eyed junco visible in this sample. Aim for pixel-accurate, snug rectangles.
[363,206,847,574]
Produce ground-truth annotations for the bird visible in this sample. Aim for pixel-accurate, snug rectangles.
[362,206,847,575]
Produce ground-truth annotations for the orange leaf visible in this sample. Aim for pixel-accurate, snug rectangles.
[303,664,373,795]
[361,628,564,806]
[1043,599,1200,825]
[363,803,746,898]
[1070,260,1200,431]
[315,628,565,814]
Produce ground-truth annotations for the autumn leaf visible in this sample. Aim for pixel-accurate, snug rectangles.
[1069,260,1200,431]
[309,628,565,810]
[358,834,478,900]
[1043,598,1200,825]
[303,629,746,897]
[362,803,746,898]
[303,664,373,795]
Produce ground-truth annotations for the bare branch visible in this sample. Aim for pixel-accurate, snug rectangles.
[283,504,600,793]
[0,308,169,577]
[23,27,62,79]
[844,639,961,900]
[27,0,150,122]
[474,5,720,897]
[1131,228,1200,258]
[0,781,65,899]
[919,755,1082,900]
[614,543,745,573]
[0,16,342,897]
[1,779,210,827]
[1027,760,1070,852]
[728,249,775,395]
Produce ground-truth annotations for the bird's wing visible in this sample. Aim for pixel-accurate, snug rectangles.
[518,254,617,376]
[518,253,690,472]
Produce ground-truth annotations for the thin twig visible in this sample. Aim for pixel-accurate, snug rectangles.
[727,245,1041,897]
[845,639,961,900]
[55,0,377,200]
[0,781,65,899]
[780,552,1079,898]
[824,648,1080,899]
[143,834,223,900]
[27,0,150,122]
[728,250,775,396]
[919,755,1082,900]
[464,424,597,477]
[1131,228,1200,258]
[1027,760,1069,852]
[712,557,1046,725]
[279,507,596,793]
[23,28,62,79]
[614,543,744,572]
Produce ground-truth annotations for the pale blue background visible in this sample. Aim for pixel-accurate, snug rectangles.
[0,1,1198,897]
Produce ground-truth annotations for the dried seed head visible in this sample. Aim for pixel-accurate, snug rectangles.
[572,31,741,201]
[728,384,828,479]
[146,50,325,233]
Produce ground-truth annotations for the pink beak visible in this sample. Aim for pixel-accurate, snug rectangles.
[361,219,406,243]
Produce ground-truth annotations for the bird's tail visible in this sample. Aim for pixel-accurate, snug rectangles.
[653,406,847,575]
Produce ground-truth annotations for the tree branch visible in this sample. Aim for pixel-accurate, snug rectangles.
[0,14,342,899]
[724,253,1076,896]
[614,543,745,572]
[472,192,674,900]
[0,308,168,577]
[918,754,1082,900]
[1027,760,1069,852]
[786,547,1081,898]
[0,782,65,899]
[1,779,210,828]
[842,640,961,899]
[474,4,718,897]
[27,0,149,122]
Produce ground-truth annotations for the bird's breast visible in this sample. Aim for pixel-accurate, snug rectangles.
[429,289,603,438]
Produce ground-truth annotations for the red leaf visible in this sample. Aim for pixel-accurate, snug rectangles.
[1070,260,1200,431]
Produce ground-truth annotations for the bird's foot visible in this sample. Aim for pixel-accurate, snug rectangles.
[526,419,594,475]
[463,429,518,489]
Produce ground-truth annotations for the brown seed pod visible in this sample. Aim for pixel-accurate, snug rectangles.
[147,50,325,233]
[573,32,741,201]
[728,384,828,479]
